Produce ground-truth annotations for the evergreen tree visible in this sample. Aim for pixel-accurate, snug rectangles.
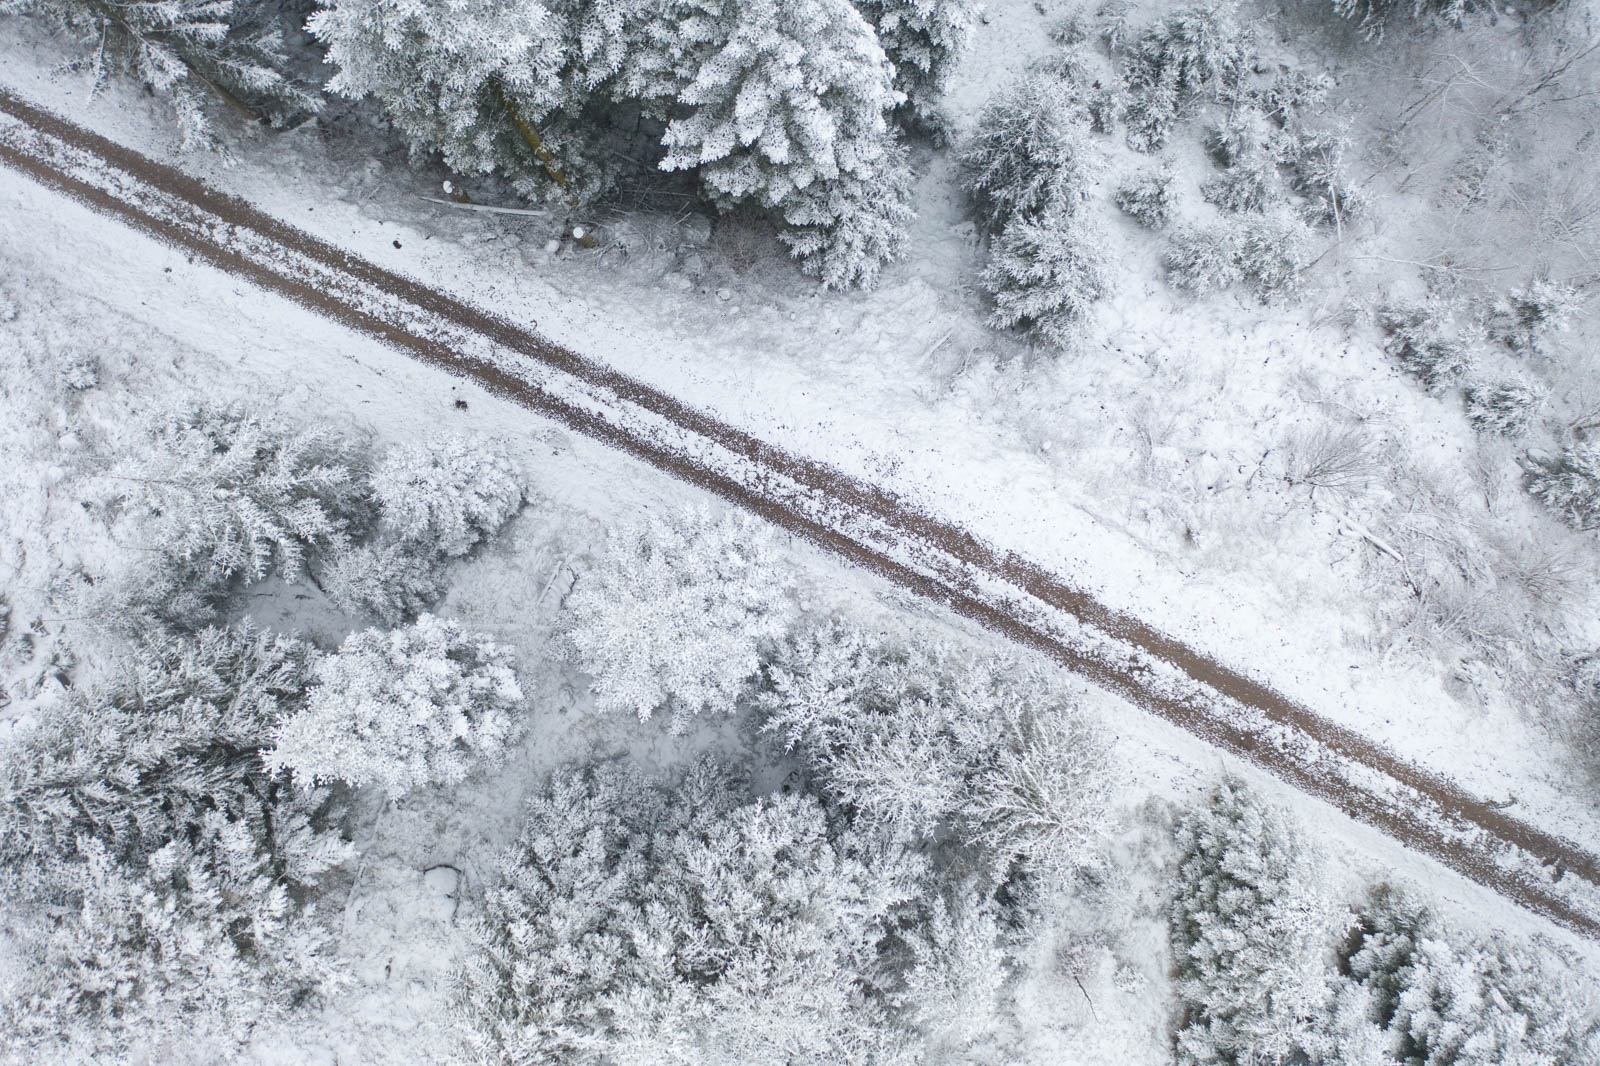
[1169,779,1341,1066]
[777,140,915,288]
[960,73,1094,232]
[565,507,794,728]
[454,757,928,1065]
[4,0,320,151]
[982,208,1109,349]
[1485,279,1578,359]
[854,0,978,122]
[1464,382,1542,438]
[1119,3,1251,152]
[1524,445,1600,533]
[267,614,525,797]
[1116,165,1177,227]
[370,433,525,558]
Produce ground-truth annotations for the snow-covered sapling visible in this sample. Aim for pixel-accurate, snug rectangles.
[1236,214,1311,302]
[10,0,320,151]
[1464,382,1542,438]
[1281,125,1368,228]
[961,73,1096,231]
[1163,223,1244,293]
[1380,307,1472,395]
[1332,0,1493,40]
[1116,166,1177,227]
[1485,279,1578,359]
[1524,445,1600,533]
[565,507,795,728]
[1119,3,1252,152]
[268,615,524,797]
[370,433,524,557]
[983,209,1110,349]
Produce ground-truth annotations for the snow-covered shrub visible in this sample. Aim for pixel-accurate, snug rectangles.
[983,209,1109,348]
[454,756,928,1065]
[1485,279,1578,358]
[856,0,978,122]
[1281,125,1368,228]
[759,618,1113,879]
[1116,166,1177,227]
[371,433,524,557]
[0,626,349,1057]
[1120,3,1251,152]
[1464,382,1543,438]
[961,73,1096,231]
[1164,223,1244,293]
[1236,214,1312,301]
[1201,163,1277,214]
[1170,779,1342,1066]
[9,0,319,151]
[895,887,1010,1053]
[1343,886,1600,1065]
[1380,307,1472,394]
[565,507,795,728]
[321,540,449,626]
[267,614,524,797]
[119,400,371,623]
[1524,445,1600,532]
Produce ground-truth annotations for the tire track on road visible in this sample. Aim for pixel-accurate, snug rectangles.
[3,86,1597,939]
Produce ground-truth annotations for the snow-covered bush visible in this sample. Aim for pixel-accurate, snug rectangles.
[1202,163,1276,214]
[267,614,524,797]
[8,0,319,151]
[0,626,350,1057]
[1120,3,1251,152]
[961,73,1096,231]
[983,209,1109,348]
[759,618,1113,879]
[1281,125,1368,228]
[1332,0,1493,40]
[895,887,1010,1054]
[1464,382,1542,438]
[1236,214,1312,301]
[1380,307,1472,394]
[776,142,915,289]
[118,400,371,624]
[454,756,927,1065]
[1485,279,1578,358]
[1343,886,1600,1065]
[1116,166,1177,227]
[1169,779,1342,1066]
[565,507,795,728]
[1164,223,1244,293]
[321,540,449,626]
[1524,445,1600,532]
[856,0,978,122]
[370,433,524,557]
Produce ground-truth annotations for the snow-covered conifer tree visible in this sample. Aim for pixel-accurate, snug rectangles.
[961,73,1095,231]
[370,433,524,557]
[777,140,915,288]
[1169,779,1342,1066]
[455,756,928,1064]
[1119,4,1251,152]
[565,507,794,727]
[1116,165,1177,227]
[267,614,524,796]
[982,209,1109,349]
[853,0,978,121]
[1464,382,1542,438]
[6,0,320,151]
[1524,445,1600,533]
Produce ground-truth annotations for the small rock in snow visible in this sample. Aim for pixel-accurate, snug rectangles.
[544,238,561,255]
[679,214,713,246]
[716,287,733,302]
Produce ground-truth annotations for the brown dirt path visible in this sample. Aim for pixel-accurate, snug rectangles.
[3,86,1597,940]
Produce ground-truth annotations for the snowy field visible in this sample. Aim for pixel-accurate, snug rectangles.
[2,0,1600,1061]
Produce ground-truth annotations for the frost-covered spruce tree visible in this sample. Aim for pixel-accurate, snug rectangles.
[1524,445,1600,533]
[1485,279,1578,358]
[1344,886,1600,1066]
[267,614,524,796]
[454,756,928,1065]
[983,208,1109,348]
[116,400,371,625]
[853,0,978,122]
[961,73,1095,231]
[1332,0,1492,40]
[1379,306,1472,395]
[321,539,449,626]
[1281,125,1368,229]
[0,626,350,1058]
[1119,3,1251,152]
[759,618,1113,879]
[5,0,320,151]
[370,433,524,557]
[1169,779,1341,1066]
[565,507,794,727]
[1164,223,1243,293]
[777,137,915,288]
[662,0,909,286]
[1236,214,1311,302]
[309,0,604,204]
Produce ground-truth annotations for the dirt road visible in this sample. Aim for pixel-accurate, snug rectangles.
[3,86,1597,940]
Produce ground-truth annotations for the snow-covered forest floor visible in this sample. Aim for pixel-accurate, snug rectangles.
[3,0,1600,1061]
